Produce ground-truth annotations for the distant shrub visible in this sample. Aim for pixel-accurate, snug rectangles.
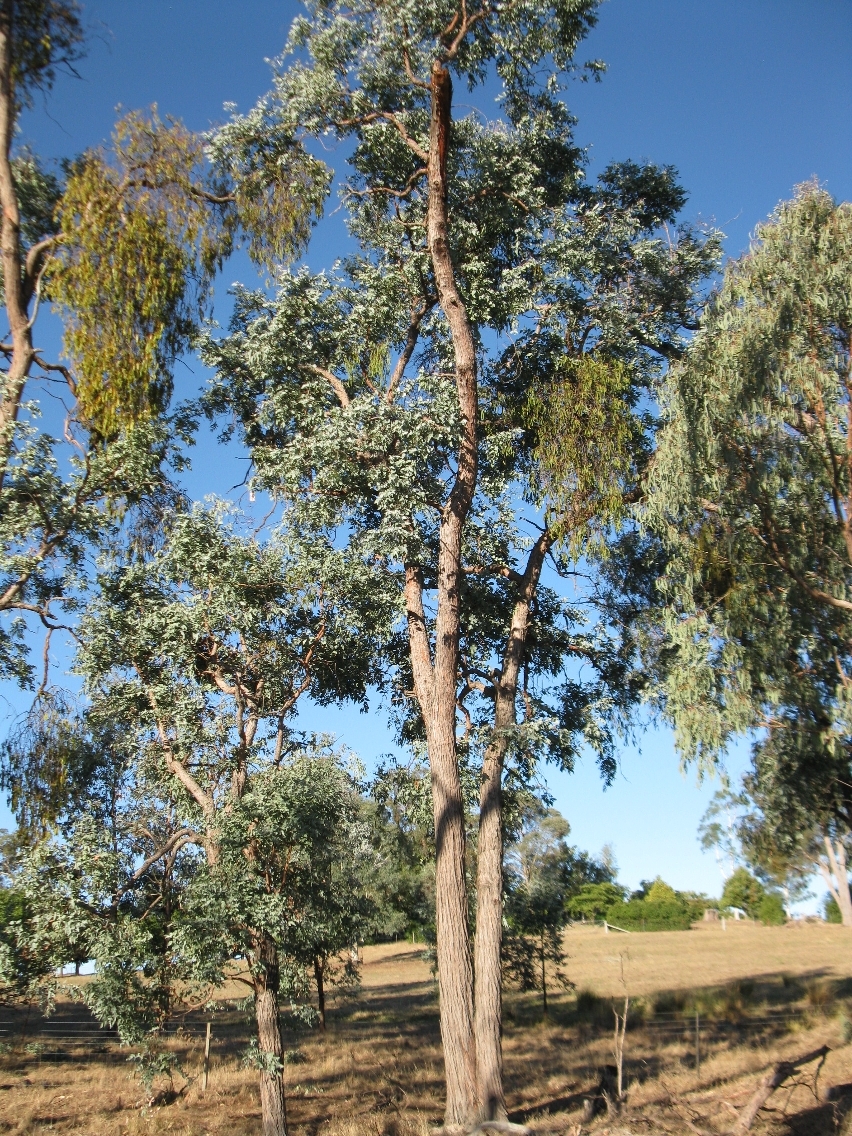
[721,868,764,918]
[758,893,786,926]
[606,899,692,932]
[574,988,611,1025]
[645,878,679,904]
[566,881,627,922]
[652,990,687,1015]
[805,980,835,1011]
[575,989,602,1015]
[825,896,842,924]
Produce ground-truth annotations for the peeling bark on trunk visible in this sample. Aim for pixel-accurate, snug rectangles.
[473,534,550,1123]
[253,936,288,1136]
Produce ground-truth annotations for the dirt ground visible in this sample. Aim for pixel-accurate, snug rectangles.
[0,921,850,1135]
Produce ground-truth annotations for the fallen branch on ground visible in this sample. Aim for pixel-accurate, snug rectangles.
[729,1045,830,1134]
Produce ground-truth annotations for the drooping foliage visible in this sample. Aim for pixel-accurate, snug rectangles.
[648,184,852,857]
[52,110,328,437]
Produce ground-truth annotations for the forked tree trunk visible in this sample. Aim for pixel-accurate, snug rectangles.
[253,936,288,1136]
[474,534,550,1123]
[403,57,481,1131]
[820,835,852,927]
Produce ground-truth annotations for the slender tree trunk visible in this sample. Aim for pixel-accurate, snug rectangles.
[473,533,550,1123]
[473,729,506,1122]
[820,836,852,927]
[0,3,37,485]
[253,936,288,1136]
[540,939,547,1018]
[314,955,326,1031]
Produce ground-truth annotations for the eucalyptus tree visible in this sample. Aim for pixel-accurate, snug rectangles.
[699,784,813,917]
[648,184,852,922]
[0,0,326,688]
[201,1,718,1126]
[75,505,387,1136]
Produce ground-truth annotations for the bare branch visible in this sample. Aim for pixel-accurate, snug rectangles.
[307,364,350,408]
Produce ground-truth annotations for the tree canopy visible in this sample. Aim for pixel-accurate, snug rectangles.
[648,184,852,879]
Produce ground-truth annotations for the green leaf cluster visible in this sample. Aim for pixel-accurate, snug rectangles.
[52,110,324,437]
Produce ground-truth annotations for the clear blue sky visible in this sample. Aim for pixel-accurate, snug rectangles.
[7,0,852,905]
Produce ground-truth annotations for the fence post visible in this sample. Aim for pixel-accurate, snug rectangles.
[202,1021,211,1092]
[695,1011,700,1078]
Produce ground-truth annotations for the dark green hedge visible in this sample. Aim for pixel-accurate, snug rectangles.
[605,899,693,932]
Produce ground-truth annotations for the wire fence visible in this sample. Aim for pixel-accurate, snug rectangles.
[0,1004,825,1059]
[0,1016,212,1048]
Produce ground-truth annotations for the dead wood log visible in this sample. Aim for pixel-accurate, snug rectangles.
[729,1045,830,1134]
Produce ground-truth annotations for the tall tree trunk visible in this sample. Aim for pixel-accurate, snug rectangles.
[820,835,852,927]
[0,3,37,484]
[253,935,288,1136]
[474,533,550,1123]
[403,58,481,1131]
[314,955,326,1031]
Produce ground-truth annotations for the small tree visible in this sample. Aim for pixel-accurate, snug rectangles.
[74,506,388,1136]
[757,893,785,926]
[366,760,436,944]
[825,895,843,923]
[503,808,610,1014]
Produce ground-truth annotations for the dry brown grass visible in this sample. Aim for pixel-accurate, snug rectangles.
[565,920,848,999]
[0,925,850,1135]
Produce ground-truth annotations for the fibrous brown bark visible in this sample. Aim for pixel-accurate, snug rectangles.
[254,935,289,1136]
[473,533,551,1122]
